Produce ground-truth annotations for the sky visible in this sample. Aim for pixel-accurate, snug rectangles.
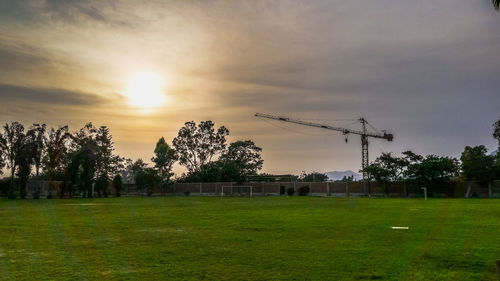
[0,0,499,176]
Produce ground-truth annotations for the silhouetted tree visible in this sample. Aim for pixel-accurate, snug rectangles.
[2,122,25,197]
[173,120,229,173]
[460,145,495,185]
[16,136,37,198]
[220,140,263,182]
[95,126,123,182]
[131,159,148,192]
[68,123,99,197]
[43,126,71,180]
[152,137,177,188]
[112,174,123,197]
[0,135,6,176]
[299,172,328,182]
[26,124,46,177]
[493,118,500,151]
[494,0,500,11]
[405,154,459,195]
[94,173,109,197]
[364,152,409,194]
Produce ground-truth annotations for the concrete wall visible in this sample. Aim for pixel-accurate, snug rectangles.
[24,180,500,198]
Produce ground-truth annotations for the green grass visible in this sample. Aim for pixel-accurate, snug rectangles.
[0,197,499,280]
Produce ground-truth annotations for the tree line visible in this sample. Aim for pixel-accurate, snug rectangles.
[363,119,500,194]
[0,120,263,198]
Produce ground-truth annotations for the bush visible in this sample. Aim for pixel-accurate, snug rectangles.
[298,185,310,196]
[286,187,295,196]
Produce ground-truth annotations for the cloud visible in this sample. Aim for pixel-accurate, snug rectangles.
[0,0,499,173]
[0,83,110,106]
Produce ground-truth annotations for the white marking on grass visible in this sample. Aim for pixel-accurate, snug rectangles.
[64,203,103,206]
[391,226,409,230]
[410,208,418,211]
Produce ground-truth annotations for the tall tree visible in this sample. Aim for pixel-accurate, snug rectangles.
[493,118,500,151]
[68,123,99,197]
[0,134,6,176]
[16,137,36,199]
[43,126,71,180]
[220,140,263,181]
[152,137,177,186]
[460,145,495,185]
[131,159,148,192]
[94,126,123,183]
[173,120,229,173]
[26,124,46,177]
[2,122,25,184]
[405,155,460,195]
[364,152,410,194]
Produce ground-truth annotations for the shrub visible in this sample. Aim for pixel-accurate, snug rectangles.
[298,185,310,196]
[286,187,295,196]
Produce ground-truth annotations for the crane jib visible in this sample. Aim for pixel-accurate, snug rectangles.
[254,112,394,182]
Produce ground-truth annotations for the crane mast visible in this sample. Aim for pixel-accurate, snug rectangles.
[254,113,393,181]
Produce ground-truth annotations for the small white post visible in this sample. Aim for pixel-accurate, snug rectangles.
[421,187,427,200]
[250,186,253,198]
[221,185,224,197]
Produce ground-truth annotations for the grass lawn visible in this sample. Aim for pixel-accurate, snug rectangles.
[0,196,499,280]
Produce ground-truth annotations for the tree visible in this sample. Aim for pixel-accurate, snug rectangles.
[112,174,123,197]
[493,118,500,151]
[152,137,177,187]
[67,123,99,197]
[94,173,110,197]
[131,159,148,192]
[0,135,6,176]
[144,167,160,195]
[2,122,25,181]
[26,124,46,177]
[299,172,328,182]
[220,140,263,182]
[494,0,500,11]
[172,121,229,173]
[43,126,71,180]
[339,175,354,182]
[460,145,495,185]
[405,155,460,195]
[66,123,122,197]
[95,126,123,181]
[16,136,37,199]
[364,152,408,193]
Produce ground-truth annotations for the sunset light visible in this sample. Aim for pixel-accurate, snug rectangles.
[124,72,166,108]
[1,2,500,279]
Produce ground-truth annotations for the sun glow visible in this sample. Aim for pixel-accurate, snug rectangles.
[124,72,166,108]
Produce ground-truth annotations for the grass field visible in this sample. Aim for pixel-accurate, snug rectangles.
[0,197,499,280]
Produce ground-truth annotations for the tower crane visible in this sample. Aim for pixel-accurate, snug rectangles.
[254,113,394,181]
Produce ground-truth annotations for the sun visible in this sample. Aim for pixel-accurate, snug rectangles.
[124,72,166,108]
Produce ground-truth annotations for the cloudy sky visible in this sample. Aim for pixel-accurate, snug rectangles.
[0,0,499,175]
